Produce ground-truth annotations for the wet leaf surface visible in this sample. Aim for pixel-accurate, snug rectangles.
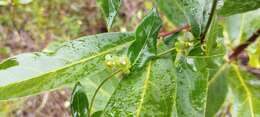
[0,32,134,100]
[103,58,176,117]
[128,8,162,69]
[205,16,228,117]
[228,64,260,116]
[175,56,209,117]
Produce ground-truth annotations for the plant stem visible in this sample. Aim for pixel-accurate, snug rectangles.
[159,24,190,37]
[200,0,218,44]
[229,28,260,60]
[88,69,121,117]
[236,51,260,78]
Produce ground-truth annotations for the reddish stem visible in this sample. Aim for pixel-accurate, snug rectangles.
[227,28,260,78]
[237,52,260,79]
[229,28,260,60]
[159,24,190,37]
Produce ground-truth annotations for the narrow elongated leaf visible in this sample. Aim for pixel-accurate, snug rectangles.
[0,32,134,100]
[155,0,212,37]
[219,0,260,16]
[97,0,121,29]
[70,82,89,117]
[175,56,210,117]
[205,16,228,117]
[205,16,225,55]
[128,8,162,68]
[228,64,260,116]
[103,58,176,116]
[223,9,260,44]
[206,66,228,117]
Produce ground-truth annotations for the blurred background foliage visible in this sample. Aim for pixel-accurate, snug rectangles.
[0,0,155,116]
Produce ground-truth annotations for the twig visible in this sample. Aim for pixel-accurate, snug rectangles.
[229,28,260,60]
[200,0,218,44]
[159,24,190,37]
[226,28,260,78]
[237,52,260,79]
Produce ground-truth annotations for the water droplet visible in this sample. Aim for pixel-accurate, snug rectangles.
[186,58,197,71]
[217,0,224,9]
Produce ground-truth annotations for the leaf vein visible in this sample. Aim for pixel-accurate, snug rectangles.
[136,61,152,117]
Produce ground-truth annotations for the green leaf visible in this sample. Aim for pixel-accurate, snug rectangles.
[228,64,260,116]
[103,58,176,116]
[92,111,103,117]
[219,0,260,16]
[80,69,120,112]
[155,0,212,37]
[70,82,89,117]
[249,40,260,68]
[128,8,162,68]
[0,32,134,100]
[205,16,228,117]
[97,0,121,29]
[175,56,211,117]
[205,16,225,55]
[223,9,260,44]
[205,64,228,117]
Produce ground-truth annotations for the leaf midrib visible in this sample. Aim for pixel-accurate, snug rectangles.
[0,40,134,87]
[136,61,152,117]
[132,15,156,65]
[208,63,228,85]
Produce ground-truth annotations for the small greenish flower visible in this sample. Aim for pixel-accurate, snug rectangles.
[105,54,131,74]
